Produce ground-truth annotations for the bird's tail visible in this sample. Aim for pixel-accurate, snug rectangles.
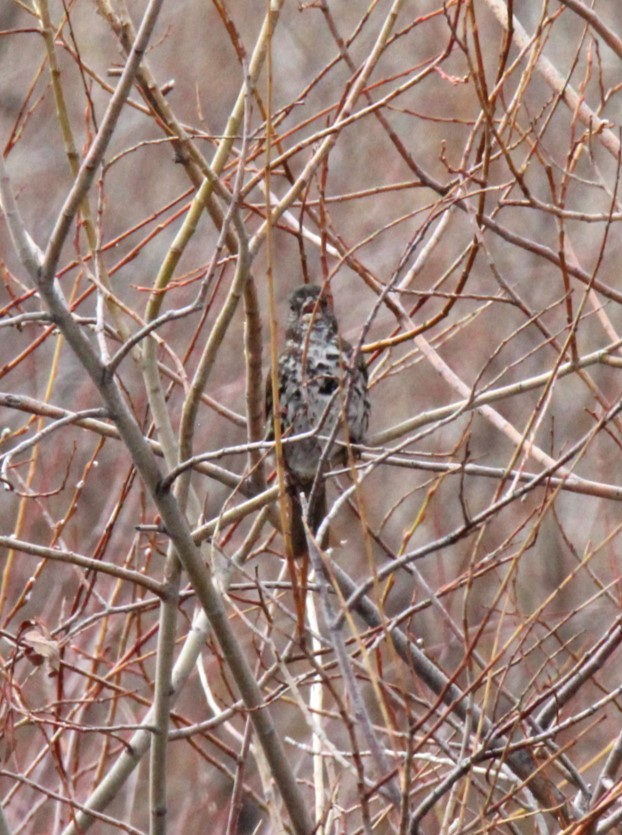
[289,479,327,558]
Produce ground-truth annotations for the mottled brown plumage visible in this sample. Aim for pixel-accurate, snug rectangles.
[266,285,369,556]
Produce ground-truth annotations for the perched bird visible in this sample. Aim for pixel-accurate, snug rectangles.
[266,284,369,557]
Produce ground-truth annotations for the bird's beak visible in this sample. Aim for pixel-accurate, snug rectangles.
[301,298,320,315]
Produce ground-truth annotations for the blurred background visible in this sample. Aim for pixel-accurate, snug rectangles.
[2,1,622,832]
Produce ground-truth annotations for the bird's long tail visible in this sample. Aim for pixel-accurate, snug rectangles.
[289,479,327,558]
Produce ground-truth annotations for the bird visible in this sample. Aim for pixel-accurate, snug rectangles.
[266,284,370,557]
